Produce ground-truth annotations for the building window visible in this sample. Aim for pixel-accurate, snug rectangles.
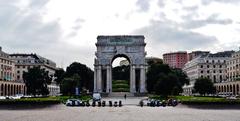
[207,70,210,73]
[207,65,209,68]
[201,71,203,73]
[219,65,222,68]
[200,65,203,68]
[17,71,20,74]
[17,75,20,80]
[213,65,216,68]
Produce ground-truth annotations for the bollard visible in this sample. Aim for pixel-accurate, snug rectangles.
[102,101,106,107]
[98,101,101,107]
[109,101,112,107]
[119,100,122,107]
[86,101,90,107]
[139,101,144,107]
[92,101,96,107]
[114,101,118,107]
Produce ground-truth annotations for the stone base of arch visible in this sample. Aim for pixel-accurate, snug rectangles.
[94,64,147,95]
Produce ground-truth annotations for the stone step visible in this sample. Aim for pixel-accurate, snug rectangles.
[108,92,134,97]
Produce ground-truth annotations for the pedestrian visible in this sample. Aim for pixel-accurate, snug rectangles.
[124,94,127,100]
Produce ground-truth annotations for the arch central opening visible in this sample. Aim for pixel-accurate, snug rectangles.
[111,55,130,92]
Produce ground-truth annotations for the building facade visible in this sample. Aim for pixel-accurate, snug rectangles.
[215,50,240,95]
[163,51,188,69]
[120,60,129,66]
[9,54,60,96]
[0,47,26,96]
[182,51,233,95]
[188,51,210,61]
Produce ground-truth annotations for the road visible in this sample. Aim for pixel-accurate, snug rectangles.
[0,97,240,121]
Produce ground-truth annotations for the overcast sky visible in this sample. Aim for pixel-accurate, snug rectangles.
[1,0,240,69]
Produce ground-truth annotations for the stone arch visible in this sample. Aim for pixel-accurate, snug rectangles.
[230,85,232,93]
[24,86,26,95]
[7,84,10,96]
[111,54,132,64]
[11,85,13,96]
[4,84,7,96]
[13,84,17,95]
[233,84,236,95]
[227,85,229,92]
[94,35,147,94]
[0,84,3,96]
[237,84,239,95]
[19,85,21,94]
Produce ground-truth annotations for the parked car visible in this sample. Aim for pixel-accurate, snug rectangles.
[167,98,178,106]
[0,96,6,100]
[65,99,82,106]
[93,93,101,101]
[226,96,237,100]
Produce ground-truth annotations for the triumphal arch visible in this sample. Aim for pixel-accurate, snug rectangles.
[94,35,147,94]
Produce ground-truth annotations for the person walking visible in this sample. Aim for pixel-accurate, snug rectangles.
[124,94,127,100]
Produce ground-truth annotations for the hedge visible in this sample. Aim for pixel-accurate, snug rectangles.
[0,98,60,105]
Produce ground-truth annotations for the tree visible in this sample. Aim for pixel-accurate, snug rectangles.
[23,67,51,96]
[146,61,189,95]
[54,68,65,85]
[64,62,94,92]
[112,65,130,81]
[60,74,81,95]
[194,77,215,95]
[154,73,180,96]
[146,62,171,93]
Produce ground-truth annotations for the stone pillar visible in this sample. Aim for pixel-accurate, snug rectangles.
[130,65,136,93]
[109,66,112,93]
[0,84,1,96]
[106,65,110,93]
[3,84,5,96]
[94,67,97,92]
[97,66,102,92]
[140,65,146,93]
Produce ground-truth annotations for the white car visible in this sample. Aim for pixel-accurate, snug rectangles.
[93,93,101,101]
[0,96,6,100]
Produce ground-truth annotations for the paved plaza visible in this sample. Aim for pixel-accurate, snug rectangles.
[0,97,240,121]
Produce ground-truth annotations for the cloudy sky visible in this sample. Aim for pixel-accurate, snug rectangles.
[1,0,240,69]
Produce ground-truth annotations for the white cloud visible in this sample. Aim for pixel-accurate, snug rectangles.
[1,0,240,69]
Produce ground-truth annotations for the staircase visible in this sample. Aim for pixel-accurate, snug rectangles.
[108,92,134,97]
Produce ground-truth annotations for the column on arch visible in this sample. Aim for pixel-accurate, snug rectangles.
[106,65,110,93]
[0,84,1,96]
[109,66,112,93]
[97,66,102,92]
[94,67,97,92]
[130,65,136,93]
[140,65,146,93]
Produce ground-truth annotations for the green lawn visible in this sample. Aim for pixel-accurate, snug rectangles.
[112,80,130,92]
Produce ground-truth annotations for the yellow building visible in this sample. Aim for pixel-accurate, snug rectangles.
[0,47,26,96]
[215,50,240,95]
